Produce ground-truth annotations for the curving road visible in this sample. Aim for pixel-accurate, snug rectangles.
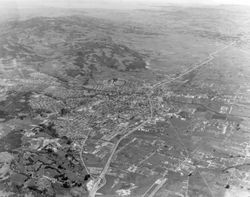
[87,41,236,197]
[88,120,149,197]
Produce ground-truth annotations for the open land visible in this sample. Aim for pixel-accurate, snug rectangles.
[0,4,250,197]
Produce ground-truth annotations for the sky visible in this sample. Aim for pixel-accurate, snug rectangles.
[1,0,250,9]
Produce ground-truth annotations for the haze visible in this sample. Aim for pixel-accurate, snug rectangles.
[1,0,250,9]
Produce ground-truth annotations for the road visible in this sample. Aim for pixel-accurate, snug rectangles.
[80,130,91,175]
[152,41,236,89]
[87,41,236,197]
[141,170,168,197]
[88,120,149,197]
[147,178,167,197]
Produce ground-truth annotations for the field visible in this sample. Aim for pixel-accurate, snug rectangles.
[0,4,250,197]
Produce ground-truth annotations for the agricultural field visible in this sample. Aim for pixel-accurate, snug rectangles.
[0,3,250,197]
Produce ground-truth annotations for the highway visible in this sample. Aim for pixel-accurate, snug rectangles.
[80,130,91,175]
[147,178,167,197]
[88,92,154,197]
[152,41,236,89]
[88,120,149,197]
[87,41,236,197]
[141,170,168,197]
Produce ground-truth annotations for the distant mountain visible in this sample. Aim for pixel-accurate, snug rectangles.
[0,16,147,84]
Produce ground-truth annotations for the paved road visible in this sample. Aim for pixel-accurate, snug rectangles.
[141,170,168,197]
[87,41,236,197]
[147,178,167,197]
[152,41,236,89]
[80,130,91,175]
[88,120,149,197]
